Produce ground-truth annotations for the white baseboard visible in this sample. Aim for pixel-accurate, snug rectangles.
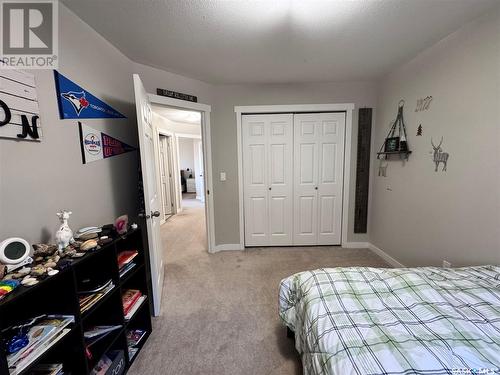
[368,243,405,267]
[213,243,244,252]
[342,241,370,249]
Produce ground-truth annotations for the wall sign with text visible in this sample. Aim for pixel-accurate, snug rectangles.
[0,69,42,141]
[79,122,136,164]
[156,88,197,102]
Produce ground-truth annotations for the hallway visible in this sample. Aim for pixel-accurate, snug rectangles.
[160,196,207,258]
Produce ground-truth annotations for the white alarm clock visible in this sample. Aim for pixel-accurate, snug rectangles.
[0,237,33,272]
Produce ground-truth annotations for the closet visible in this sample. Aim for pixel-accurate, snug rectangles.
[242,112,345,247]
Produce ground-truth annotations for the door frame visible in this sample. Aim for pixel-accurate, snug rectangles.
[175,133,202,211]
[157,132,177,222]
[151,94,215,253]
[235,103,355,249]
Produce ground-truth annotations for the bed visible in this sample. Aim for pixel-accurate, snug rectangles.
[279,266,500,375]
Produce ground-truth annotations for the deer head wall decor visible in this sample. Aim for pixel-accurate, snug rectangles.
[431,137,449,172]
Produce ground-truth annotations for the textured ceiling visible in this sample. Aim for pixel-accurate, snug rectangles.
[152,106,201,125]
[62,0,498,84]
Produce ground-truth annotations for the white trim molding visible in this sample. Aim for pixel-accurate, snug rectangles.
[175,133,201,140]
[213,243,245,252]
[235,103,355,250]
[150,95,216,253]
[149,94,211,113]
[343,242,370,249]
[368,243,405,268]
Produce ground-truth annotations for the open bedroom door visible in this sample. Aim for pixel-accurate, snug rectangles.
[133,74,164,316]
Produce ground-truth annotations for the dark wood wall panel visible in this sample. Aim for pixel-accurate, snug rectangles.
[354,108,372,233]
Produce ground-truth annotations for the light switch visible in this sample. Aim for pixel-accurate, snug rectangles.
[220,172,226,181]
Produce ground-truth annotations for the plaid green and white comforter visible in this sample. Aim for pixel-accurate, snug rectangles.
[279,266,500,375]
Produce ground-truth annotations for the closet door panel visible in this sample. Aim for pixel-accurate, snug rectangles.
[242,116,269,246]
[317,113,345,245]
[243,114,293,246]
[268,115,293,245]
[293,115,319,245]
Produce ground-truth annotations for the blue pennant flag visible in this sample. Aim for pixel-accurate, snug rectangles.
[54,71,126,119]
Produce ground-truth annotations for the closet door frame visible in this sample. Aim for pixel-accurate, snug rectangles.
[235,104,355,250]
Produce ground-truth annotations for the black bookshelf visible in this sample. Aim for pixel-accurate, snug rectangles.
[0,227,152,375]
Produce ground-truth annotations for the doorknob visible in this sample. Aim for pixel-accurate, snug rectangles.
[315,187,318,190]
[268,187,272,190]
[139,211,160,219]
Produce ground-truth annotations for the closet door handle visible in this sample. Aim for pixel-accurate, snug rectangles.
[268,187,272,191]
[315,187,318,190]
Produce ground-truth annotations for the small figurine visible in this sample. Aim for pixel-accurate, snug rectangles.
[114,215,129,235]
[55,210,75,253]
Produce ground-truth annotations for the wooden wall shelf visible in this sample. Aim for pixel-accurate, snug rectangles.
[377,151,412,160]
[0,227,153,375]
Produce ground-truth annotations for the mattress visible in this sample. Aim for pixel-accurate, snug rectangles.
[279,266,500,375]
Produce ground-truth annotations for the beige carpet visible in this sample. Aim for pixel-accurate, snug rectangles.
[129,199,389,375]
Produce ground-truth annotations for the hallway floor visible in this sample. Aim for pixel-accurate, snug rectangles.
[160,195,207,254]
[129,201,389,375]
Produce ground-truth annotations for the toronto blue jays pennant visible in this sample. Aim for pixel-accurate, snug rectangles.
[79,122,135,164]
[54,71,126,119]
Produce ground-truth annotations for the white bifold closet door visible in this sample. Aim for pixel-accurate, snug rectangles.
[294,113,345,245]
[242,114,294,246]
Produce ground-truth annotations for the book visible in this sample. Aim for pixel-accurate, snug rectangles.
[126,329,146,347]
[31,363,63,375]
[124,295,146,321]
[7,315,74,374]
[78,279,113,295]
[117,250,138,269]
[128,347,139,360]
[119,262,136,278]
[84,325,122,339]
[90,354,112,375]
[85,325,122,348]
[79,281,114,314]
[121,289,141,315]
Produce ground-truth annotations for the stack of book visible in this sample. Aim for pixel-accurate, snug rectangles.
[89,350,124,375]
[6,315,74,375]
[117,250,138,279]
[31,363,64,375]
[126,329,146,360]
[84,325,122,347]
[121,289,146,321]
[79,280,114,314]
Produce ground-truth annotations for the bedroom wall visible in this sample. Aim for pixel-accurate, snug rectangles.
[0,4,138,244]
[134,62,378,246]
[370,8,500,266]
[178,138,195,175]
[211,82,378,245]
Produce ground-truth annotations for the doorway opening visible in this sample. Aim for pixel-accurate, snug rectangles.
[158,134,176,223]
[152,106,208,254]
[133,74,214,316]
